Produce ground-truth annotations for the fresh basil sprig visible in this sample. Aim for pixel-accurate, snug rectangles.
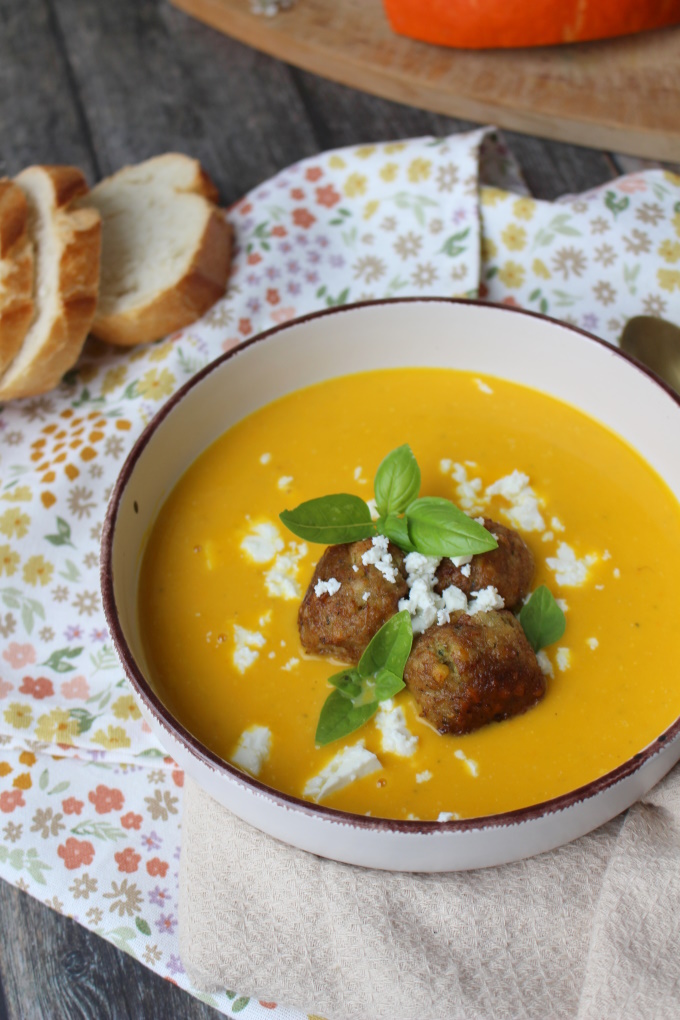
[519,585,566,652]
[315,611,413,746]
[280,445,497,558]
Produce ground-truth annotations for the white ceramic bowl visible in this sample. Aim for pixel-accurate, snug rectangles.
[101,299,680,872]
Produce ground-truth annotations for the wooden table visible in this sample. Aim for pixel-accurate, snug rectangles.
[0,2,672,1017]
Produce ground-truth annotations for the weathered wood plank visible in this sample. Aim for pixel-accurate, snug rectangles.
[0,881,220,1019]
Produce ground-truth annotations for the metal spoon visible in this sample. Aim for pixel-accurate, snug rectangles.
[619,315,680,395]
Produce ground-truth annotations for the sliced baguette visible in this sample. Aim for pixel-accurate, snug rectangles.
[0,166,101,401]
[81,153,231,346]
[0,179,35,377]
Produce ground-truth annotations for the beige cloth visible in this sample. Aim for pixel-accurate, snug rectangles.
[178,767,680,1020]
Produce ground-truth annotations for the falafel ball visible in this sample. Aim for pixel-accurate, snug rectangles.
[298,538,408,665]
[403,609,545,734]
[434,517,534,611]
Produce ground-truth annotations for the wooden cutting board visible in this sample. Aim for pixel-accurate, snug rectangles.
[169,0,680,160]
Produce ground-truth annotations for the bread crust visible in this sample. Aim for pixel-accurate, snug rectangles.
[0,180,34,377]
[91,202,231,347]
[0,166,101,401]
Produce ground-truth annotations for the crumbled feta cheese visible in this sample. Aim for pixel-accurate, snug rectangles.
[439,458,453,474]
[602,549,612,561]
[546,542,596,587]
[454,749,479,777]
[536,650,554,678]
[586,637,599,650]
[265,541,308,599]
[281,657,299,671]
[277,475,294,489]
[595,584,604,591]
[542,531,554,543]
[613,568,620,579]
[259,452,271,465]
[352,564,359,573]
[268,651,275,659]
[474,378,493,394]
[362,591,370,602]
[450,553,473,568]
[551,516,565,532]
[366,498,379,521]
[556,647,571,672]
[556,599,569,613]
[374,699,418,756]
[438,811,461,822]
[303,740,382,801]
[231,725,271,776]
[361,534,399,583]
[314,576,341,597]
[233,625,266,673]
[353,466,365,483]
[241,521,284,563]
[451,462,485,512]
[466,585,504,616]
[399,552,441,633]
[460,563,471,578]
[486,470,545,533]
[258,611,271,627]
[416,770,433,783]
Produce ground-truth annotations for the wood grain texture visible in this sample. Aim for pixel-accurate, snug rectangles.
[169,0,680,161]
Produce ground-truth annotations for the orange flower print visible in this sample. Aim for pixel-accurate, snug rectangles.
[114,847,141,873]
[3,642,36,668]
[121,812,143,830]
[247,252,261,266]
[292,208,316,229]
[0,789,24,813]
[19,675,54,700]
[171,770,184,788]
[315,184,341,208]
[58,837,95,870]
[290,187,305,201]
[238,318,252,336]
[88,785,125,814]
[305,166,323,182]
[270,225,287,237]
[62,797,84,815]
[266,289,280,306]
[146,857,169,878]
[30,409,132,509]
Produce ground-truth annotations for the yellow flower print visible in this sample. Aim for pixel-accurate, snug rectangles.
[379,162,399,183]
[148,341,173,362]
[480,187,508,207]
[407,158,432,183]
[355,145,376,159]
[498,261,526,288]
[673,212,680,238]
[532,258,551,279]
[22,555,54,587]
[363,200,379,220]
[2,486,31,502]
[137,368,176,401]
[0,545,19,577]
[35,708,79,745]
[4,703,33,730]
[663,170,680,188]
[328,155,346,169]
[91,725,132,750]
[658,240,680,264]
[481,237,498,261]
[658,269,680,292]
[384,142,406,154]
[0,509,30,539]
[111,695,142,722]
[12,772,31,790]
[343,173,367,198]
[513,197,537,221]
[101,365,128,395]
[501,224,527,252]
[19,750,36,766]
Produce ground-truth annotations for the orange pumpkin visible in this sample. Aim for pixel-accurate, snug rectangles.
[382,0,680,48]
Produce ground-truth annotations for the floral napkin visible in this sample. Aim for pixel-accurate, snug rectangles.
[0,126,678,1020]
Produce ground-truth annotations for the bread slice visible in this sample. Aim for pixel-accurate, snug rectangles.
[82,154,231,346]
[0,180,35,377]
[0,166,101,401]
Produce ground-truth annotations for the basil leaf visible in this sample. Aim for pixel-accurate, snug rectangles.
[405,497,498,557]
[519,586,566,653]
[374,444,421,517]
[358,610,413,679]
[377,513,417,553]
[280,493,376,544]
[328,668,362,700]
[372,667,406,702]
[315,689,378,746]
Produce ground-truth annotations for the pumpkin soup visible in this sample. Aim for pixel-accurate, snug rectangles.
[138,367,680,820]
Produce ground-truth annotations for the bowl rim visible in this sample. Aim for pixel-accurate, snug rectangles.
[101,297,680,835]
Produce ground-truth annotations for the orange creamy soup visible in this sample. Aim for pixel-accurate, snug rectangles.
[138,368,680,820]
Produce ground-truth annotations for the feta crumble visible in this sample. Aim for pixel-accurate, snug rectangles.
[354,466,367,484]
[314,577,341,597]
[551,516,565,532]
[466,585,504,616]
[259,452,271,465]
[586,637,599,650]
[362,591,370,602]
[486,470,545,533]
[556,647,571,672]
[474,378,494,394]
[281,657,300,671]
[361,534,399,583]
[460,563,472,578]
[303,741,382,801]
[366,498,379,521]
[265,541,308,599]
[536,650,554,678]
[454,749,479,777]
[542,531,555,543]
[231,725,271,776]
[450,462,485,513]
[277,475,294,490]
[438,811,461,822]
[613,568,621,579]
[398,552,441,633]
[439,458,453,474]
[374,699,418,756]
[416,770,433,783]
[233,625,266,674]
[546,542,596,587]
[241,521,284,563]
[450,553,473,568]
